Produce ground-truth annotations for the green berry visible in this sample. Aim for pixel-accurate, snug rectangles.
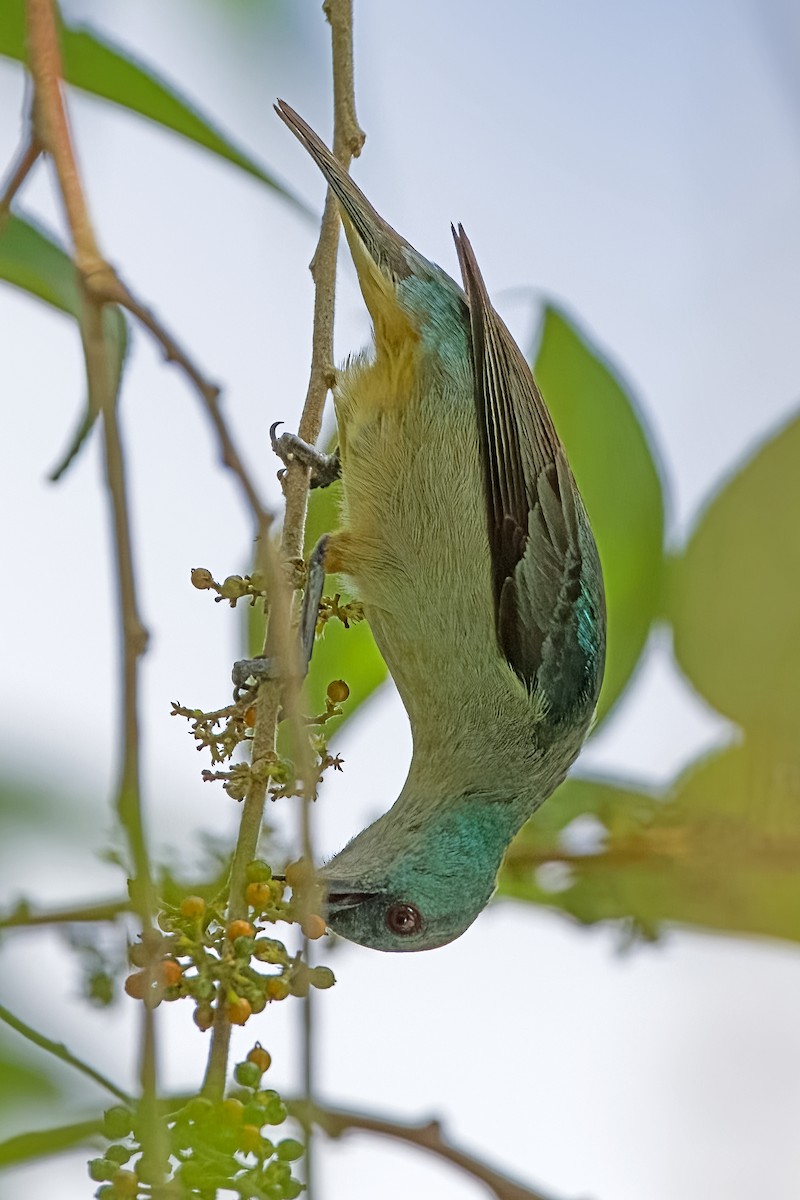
[246,861,272,883]
[310,966,335,990]
[284,1180,303,1199]
[276,1138,304,1162]
[234,1060,262,1089]
[105,1144,133,1165]
[102,1106,134,1140]
[88,1158,114,1182]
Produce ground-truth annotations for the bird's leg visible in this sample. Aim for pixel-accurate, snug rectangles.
[231,535,329,697]
[270,422,341,489]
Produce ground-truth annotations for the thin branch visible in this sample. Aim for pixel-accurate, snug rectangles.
[203,0,362,1120]
[0,133,41,227]
[0,897,130,929]
[0,1003,132,1104]
[291,1101,566,1200]
[23,0,165,1179]
[282,9,363,1197]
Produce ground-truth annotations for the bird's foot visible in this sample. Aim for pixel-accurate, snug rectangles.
[230,535,329,699]
[270,422,341,489]
[231,655,276,699]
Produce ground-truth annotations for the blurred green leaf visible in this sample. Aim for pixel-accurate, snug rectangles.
[669,411,800,741]
[0,1118,101,1168]
[0,0,309,215]
[499,740,800,944]
[534,307,665,725]
[0,214,128,478]
[0,1041,60,1109]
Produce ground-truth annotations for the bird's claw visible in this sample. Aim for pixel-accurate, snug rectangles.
[270,422,341,489]
[231,655,275,699]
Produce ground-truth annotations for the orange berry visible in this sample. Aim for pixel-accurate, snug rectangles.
[245,882,272,912]
[326,679,350,704]
[193,1004,214,1032]
[300,913,326,941]
[226,920,255,942]
[179,895,206,919]
[266,977,290,1002]
[124,971,148,1000]
[159,959,183,988]
[247,1044,272,1074]
[227,997,252,1025]
[244,706,257,728]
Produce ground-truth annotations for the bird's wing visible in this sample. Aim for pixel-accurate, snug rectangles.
[453,226,605,722]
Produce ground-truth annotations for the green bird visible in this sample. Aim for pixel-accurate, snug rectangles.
[268,102,606,951]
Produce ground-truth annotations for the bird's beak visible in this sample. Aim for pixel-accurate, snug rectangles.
[322,882,378,917]
[275,100,417,337]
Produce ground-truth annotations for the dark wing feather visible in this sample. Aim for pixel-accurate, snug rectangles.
[453,226,605,722]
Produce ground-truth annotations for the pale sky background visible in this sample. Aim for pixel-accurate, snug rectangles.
[2,1,800,1198]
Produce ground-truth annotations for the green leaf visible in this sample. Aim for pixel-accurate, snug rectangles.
[534,307,665,725]
[499,740,800,944]
[669,411,800,740]
[0,1118,102,1168]
[0,1041,60,1109]
[0,214,128,478]
[0,0,310,215]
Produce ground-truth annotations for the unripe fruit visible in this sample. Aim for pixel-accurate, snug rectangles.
[234,1060,262,1089]
[247,1045,272,1074]
[159,959,182,988]
[123,971,148,1000]
[179,895,206,919]
[226,920,255,941]
[245,860,272,883]
[265,977,290,1002]
[326,679,350,704]
[276,1138,304,1162]
[227,996,252,1025]
[300,913,326,941]
[245,882,272,911]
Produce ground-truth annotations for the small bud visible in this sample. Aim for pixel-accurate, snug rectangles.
[326,679,350,704]
[245,882,272,912]
[123,971,148,1001]
[227,996,252,1025]
[266,977,290,1002]
[300,913,327,941]
[191,567,216,590]
[220,575,248,600]
[234,1060,262,1089]
[276,1138,304,1162]
[247,1044,272,1074]
[102,1107,134,1140]
[179,895,206,919]
[226,919,255,941]
[310,965,336,990]
[193,1004,215,1032]
[245,860,273,884]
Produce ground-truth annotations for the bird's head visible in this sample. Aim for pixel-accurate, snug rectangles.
[275,100,468,369]
[318,798,514,952]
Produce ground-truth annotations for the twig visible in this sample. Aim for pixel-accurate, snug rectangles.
[0,897,130,929]
[0,1003,132,1104]
[202,0,363,1131]
[23,0,165,1178]
[0,132,41,227]
[291,1101,566,1200]
[283,9,363,1196]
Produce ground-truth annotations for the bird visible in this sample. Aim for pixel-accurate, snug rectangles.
[270,101,606,951]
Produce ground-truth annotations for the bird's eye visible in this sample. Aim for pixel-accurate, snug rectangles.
[385,902,423,936]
